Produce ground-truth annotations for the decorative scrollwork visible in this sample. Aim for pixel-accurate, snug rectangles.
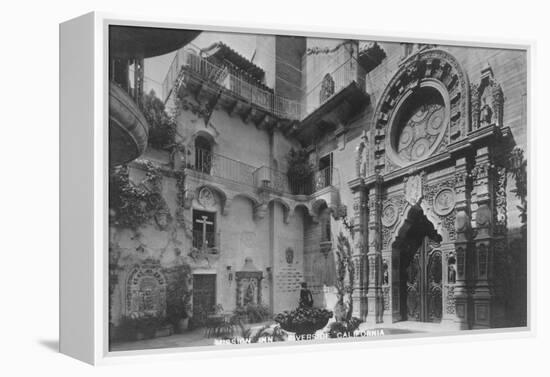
[494,166,508,235]
[446,285,456,315]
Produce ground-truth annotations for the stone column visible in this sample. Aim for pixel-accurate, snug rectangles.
[366,177,384,324]
[452,156,471,329]
[471,146,494,329]
[350,179,368,321]
[491,163,508,327]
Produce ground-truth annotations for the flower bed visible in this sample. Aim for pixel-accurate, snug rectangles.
[274,307,333,336]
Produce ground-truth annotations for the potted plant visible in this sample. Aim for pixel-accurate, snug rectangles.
[142,89,177,150]
[327,231,363,337]
[286,148,313,195]
[115,314,164,341]
[164,264,192,333]
[274,307,333,336]
[234,303,270,324]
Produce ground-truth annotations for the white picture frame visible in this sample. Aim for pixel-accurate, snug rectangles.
[60,12,533,365]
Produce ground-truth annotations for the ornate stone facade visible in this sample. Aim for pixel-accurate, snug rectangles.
[109,35,526,342]
[347,47,522,329]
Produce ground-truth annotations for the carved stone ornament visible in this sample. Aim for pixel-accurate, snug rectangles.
[433,188,456,216]
[381,203,399,227]
[356,131,369,178]
[371,49,470,173]
[198,187,216,209]
[471,63,504,131]
[446,285,456,315]
[404,174,423,206]
[319,73,335,104]
[126,260,167,317]
[285,247,294,264]
[154,207,172,231]
[476,204,492,227]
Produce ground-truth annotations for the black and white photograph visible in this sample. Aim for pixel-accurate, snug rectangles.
[107,25,528,352]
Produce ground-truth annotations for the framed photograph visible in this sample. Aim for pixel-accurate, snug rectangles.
[60,12,530,364]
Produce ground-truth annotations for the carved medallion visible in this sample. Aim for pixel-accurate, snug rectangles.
[240,231,256,249]
[285,247,294,264]
[198,187,216,209]
[154,208,172,231]
[381,203,398,227]
[433,188,456,216]
[405,175,423,206]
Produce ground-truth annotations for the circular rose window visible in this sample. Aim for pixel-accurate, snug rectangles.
[389,86,448,165]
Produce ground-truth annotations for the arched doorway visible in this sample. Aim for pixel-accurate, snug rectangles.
[392,205,443,323]
[195,135,213,174]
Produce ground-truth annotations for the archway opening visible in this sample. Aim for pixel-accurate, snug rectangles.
[195,135,213,174]
[391,205,443,323]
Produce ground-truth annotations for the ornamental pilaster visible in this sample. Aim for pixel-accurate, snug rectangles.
[365,176,384,323]
[470,146,495,328]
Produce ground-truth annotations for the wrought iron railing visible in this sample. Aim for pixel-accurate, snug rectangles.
[193,147,256,187]
[302,57,366,118]
[253,166,339,195]
[163,49,367,121]
[253,166,290,193]
[312,166,339,192]
[192,230,219,250]
[162,49,302,120]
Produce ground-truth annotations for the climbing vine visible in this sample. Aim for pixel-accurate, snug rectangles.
[109,163,167,229]
[508,147,527,233]
[334,232,355,322]
[175,171,187,228]
[142,90,177,150]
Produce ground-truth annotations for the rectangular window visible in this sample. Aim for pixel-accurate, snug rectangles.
[192,210,216,249]
[478,245,488,278]
[457,248,465,277]
[317,153,333,190]
[321,214,331,242]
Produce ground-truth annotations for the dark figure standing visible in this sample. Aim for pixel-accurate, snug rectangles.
[299,282,314,308]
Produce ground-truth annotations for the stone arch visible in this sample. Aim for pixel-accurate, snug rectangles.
[268,197,291,224]
[319,73,335,103]
[194,183,228,215]
[192,129,217,146]
[387,200,448,251]
[392,204,442,245]
[372,48,470,172]
[125,260,167,317]
[228,193,263,221]
[231,193,261,208]
[193,130,216,174]
[292,203,312,216]
[388,204,443,322]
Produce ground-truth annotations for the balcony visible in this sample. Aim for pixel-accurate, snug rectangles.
[253,166,339,196]
[302,57,366,118]
[162,49,302,121]
[312,166,339,193]
[109,82,149,166]
[295,57,370,145]
[192,148,256,187]
[109,27,199,166]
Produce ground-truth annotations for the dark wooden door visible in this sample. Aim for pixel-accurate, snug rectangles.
[405,237,442,322]
[192,274,216,326]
